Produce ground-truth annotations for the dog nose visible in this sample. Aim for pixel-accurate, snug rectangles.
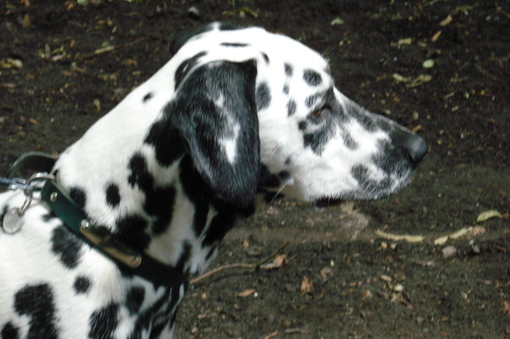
[403,133,428,166]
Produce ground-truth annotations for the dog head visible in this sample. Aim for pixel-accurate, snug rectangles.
[168,23,427,208]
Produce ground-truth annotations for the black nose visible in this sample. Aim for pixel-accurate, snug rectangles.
[403,133,428,166]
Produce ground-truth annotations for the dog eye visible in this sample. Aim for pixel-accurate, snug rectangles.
[311,107,331,120]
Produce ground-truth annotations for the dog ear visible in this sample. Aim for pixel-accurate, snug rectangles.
[166,60,260,209]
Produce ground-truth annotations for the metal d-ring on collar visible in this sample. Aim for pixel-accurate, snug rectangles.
[20,173,56,214]
[3,152,186,288]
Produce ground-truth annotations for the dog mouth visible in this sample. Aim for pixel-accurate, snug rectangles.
[312,197,345,208]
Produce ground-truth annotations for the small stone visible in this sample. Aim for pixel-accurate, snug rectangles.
[442,245,457,258]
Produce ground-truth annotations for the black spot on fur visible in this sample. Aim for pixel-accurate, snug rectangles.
[175,241,192,273]
[278,171,292,181]
[298,121,307,131]
[42,213,58,222]
[179,156,213,237]
[287,99,296,116]
[351,165,368,182]
[69,187,86,209]
[283,84,289,95]
[74,276,91,294]
[305,92,324,108]
[126,153,177,237]
[256,82,271,111]
[303,69,323,86]
[174,51,207,90]
[89,303,119,339]
[284,63,293,77]
[261,52,269,64]
[128,287,181,339]
[303,123,336,155]
[1,323,19,339]
[142,92,153,103]
[371,139,408,177]
[144,119,186,167]
[126,287,145,315]
[127,153,151,189]
[202,203,238,247]
[343,131,359,150]
[105,183,121,207]
[351,164,392,193]
[14,284,58,339]
[147,186,176,235]
[205,244,218,261]
[116,215,150,250]
[260,164,280,188]
[220,42,249,47]
[284,157,292,165]
[51,225,82,268]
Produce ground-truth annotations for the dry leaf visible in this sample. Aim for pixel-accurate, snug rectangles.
[431,30,442,42]
[300,276,313,293]
[477,210,503,222]
[392,73,408,82]
[330,17,345,25]
[380,274,392,282]
[449,227,470,240]
[0,58,23,69]
[407,74,432,88]
[504,300,510,315]
[236,289,256,297]
[434,236,449,245]
[93,99,101,112]
[398,38,413,45]
[261,254,287,270]
[362,289,373,299]
[423,59,435,68]
[320,267,333,281]
[22,14,31,28]
[262,331,279,339]
[439,15,453,26]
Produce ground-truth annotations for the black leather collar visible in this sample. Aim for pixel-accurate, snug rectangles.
[8,152,187,288]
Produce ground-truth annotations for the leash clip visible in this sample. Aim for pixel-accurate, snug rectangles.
[1,173,56,234]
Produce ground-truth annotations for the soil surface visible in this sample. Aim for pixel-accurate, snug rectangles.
[1,0,509,338]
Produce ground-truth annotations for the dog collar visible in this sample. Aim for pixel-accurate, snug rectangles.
[6,152,187,288]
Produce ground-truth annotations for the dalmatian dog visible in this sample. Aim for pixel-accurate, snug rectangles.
[0,23,427,338]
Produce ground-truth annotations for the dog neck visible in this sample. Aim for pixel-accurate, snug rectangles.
[52,91,241,277]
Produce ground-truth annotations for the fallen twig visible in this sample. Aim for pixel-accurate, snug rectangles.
[474,63,500,82]
[190,242,289,285]
[77,38,147,61]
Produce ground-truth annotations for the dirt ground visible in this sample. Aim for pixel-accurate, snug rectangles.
[1,0,509,338]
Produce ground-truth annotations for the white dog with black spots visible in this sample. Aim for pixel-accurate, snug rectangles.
[0,23,426,338]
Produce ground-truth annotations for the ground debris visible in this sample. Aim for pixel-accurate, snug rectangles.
[300,276,313,293]
[477,210,507,222]
[236,289,256,298]
[375,230,424,243]
[434,226,486,245]
[262,331,279,339]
